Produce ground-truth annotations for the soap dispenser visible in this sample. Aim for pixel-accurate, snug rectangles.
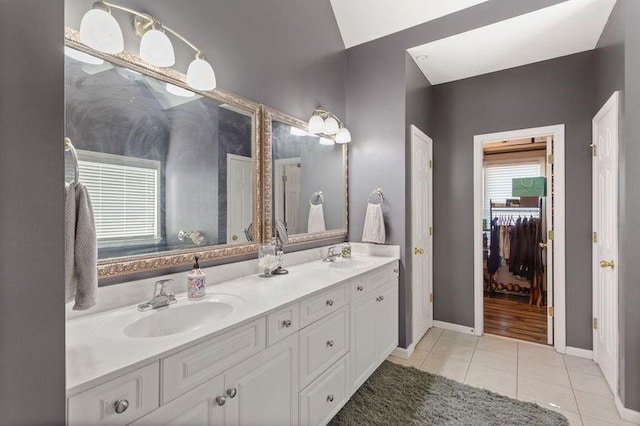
[187,256,206,300]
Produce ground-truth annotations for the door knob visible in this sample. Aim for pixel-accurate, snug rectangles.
[414,248,424,255]
[600,260,615,269]
[539,242,547,249]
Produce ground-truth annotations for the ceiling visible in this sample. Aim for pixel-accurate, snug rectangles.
[407,0,617,85]
[329,0,490,49]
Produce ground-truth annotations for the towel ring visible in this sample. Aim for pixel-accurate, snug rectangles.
[367,188,384,205]
[65,137,80,185]
[311,191,324,206]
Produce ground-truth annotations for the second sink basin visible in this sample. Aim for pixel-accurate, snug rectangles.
[95,294,244,340]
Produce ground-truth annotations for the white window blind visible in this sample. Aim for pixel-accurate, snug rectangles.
[484,161,543,220]
[77,150,160,244]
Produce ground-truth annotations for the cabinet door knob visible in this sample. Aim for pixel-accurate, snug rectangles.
[114,399,129,414]
[379,295,385,301]
[216,396,226,406]
[281,319,292,328]
[327,394,335,402]
[226,388,237,398]
[327,340,335,347]
[356,285,364,292]
[326,299,334,306]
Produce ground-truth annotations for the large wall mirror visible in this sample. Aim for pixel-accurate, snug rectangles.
[65,29,262,279]
[262,108,348,245]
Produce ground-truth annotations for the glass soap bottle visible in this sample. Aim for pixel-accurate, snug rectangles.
[187,256,207,300]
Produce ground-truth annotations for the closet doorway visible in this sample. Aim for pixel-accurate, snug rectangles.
[473,125,566,351]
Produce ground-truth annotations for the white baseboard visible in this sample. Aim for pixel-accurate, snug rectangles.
[616,395,640,424]
[433,320,475,335]
[391,342,415,360]
[565,346,593,359]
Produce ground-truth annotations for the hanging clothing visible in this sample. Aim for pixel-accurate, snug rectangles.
[488,218,501,275]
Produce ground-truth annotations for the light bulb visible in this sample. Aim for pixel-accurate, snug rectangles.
[64,46,104,65]
[166,83,196,98]
[323,116,340,135]
[186,55,217,91]
[80,5,124,54]
[336,127,352,144]
[319,137,335,146]
[140,28,175,67]
[308,115,325,134]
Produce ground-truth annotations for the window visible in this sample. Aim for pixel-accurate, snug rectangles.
[484,160,544,221]
[77,150,161,245]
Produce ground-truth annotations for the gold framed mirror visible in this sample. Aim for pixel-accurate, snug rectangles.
[65,28,264,279]
[262,107,348,246]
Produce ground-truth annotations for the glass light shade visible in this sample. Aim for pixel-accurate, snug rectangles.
[335,127,352,144]
[308,115,325,134]
[140,29,175,67]
[79,8,124,54]
[166,83,196,98]
[319,137,335,146]
[186,58,217,91]
[323,116,340,135]
[64,47,104,65]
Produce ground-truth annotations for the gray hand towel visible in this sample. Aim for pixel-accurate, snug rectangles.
[65,183,98,310]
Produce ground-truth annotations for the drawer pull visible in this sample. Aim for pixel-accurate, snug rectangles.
[327,340,335,347]
[226,388,237,398]
[327,394,335,402]
[326,299,334,307]
[281,319,292,328]
[114,399,129,414]
[216,396,226,406]
[356,285,364,292]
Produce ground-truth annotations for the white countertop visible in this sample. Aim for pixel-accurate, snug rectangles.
[66,252,399,395]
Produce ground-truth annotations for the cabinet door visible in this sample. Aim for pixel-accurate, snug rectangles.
[224,334,298,426]
[350,294,378,392]
[131,375,224,426]
[376,280,399,361]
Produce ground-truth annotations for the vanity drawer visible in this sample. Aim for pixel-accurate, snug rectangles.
[162,318,266,404]
[268,303,300,346]
[299,354,350,426]
[299,306,349,388]
[300,284,347,328]
[67,362,159,426]
[350,264,399,300]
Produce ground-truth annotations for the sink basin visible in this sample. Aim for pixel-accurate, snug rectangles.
[327,259,373,269]
[95,294,244,340]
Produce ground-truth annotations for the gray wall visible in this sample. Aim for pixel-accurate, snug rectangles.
[0,1,66,424]
[64,0,346,120]
[346,0,565,347]
[431,51,596,348]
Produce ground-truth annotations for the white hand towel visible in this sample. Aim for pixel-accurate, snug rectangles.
[362,202,385,244]
[65,183,98,310]
[308,203,326,234]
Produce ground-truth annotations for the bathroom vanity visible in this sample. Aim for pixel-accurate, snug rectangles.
[66,248,399,425]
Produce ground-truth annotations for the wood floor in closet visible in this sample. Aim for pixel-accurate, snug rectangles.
[484,296,547,344]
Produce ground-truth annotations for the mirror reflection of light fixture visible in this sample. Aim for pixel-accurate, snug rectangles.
[166,83,196,98]
[78,1,217,91]
[307,108,351,144]
[64,46,105,65]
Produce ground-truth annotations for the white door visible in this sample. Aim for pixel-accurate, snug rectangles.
[131,375,225,425]
[350,294,378,391]
[376,280,399,360]
[227,154,252,243]
[411,125,433,345]
[225,334,298,426]
[545,136,555,345]
[592,91,620,395]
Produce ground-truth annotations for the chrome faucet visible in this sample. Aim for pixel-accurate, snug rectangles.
[137,279,177,312]
[323,246,341,262]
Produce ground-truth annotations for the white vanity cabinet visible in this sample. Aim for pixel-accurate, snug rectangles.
[350,269,399,392]
[67,259,400,426]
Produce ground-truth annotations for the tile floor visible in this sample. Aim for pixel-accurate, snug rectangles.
[387,327,636,425]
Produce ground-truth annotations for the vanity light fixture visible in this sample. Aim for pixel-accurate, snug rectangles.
[307,109,351,144]
[79,0,217,91]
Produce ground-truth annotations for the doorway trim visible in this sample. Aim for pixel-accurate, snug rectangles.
[473,124,566,353]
